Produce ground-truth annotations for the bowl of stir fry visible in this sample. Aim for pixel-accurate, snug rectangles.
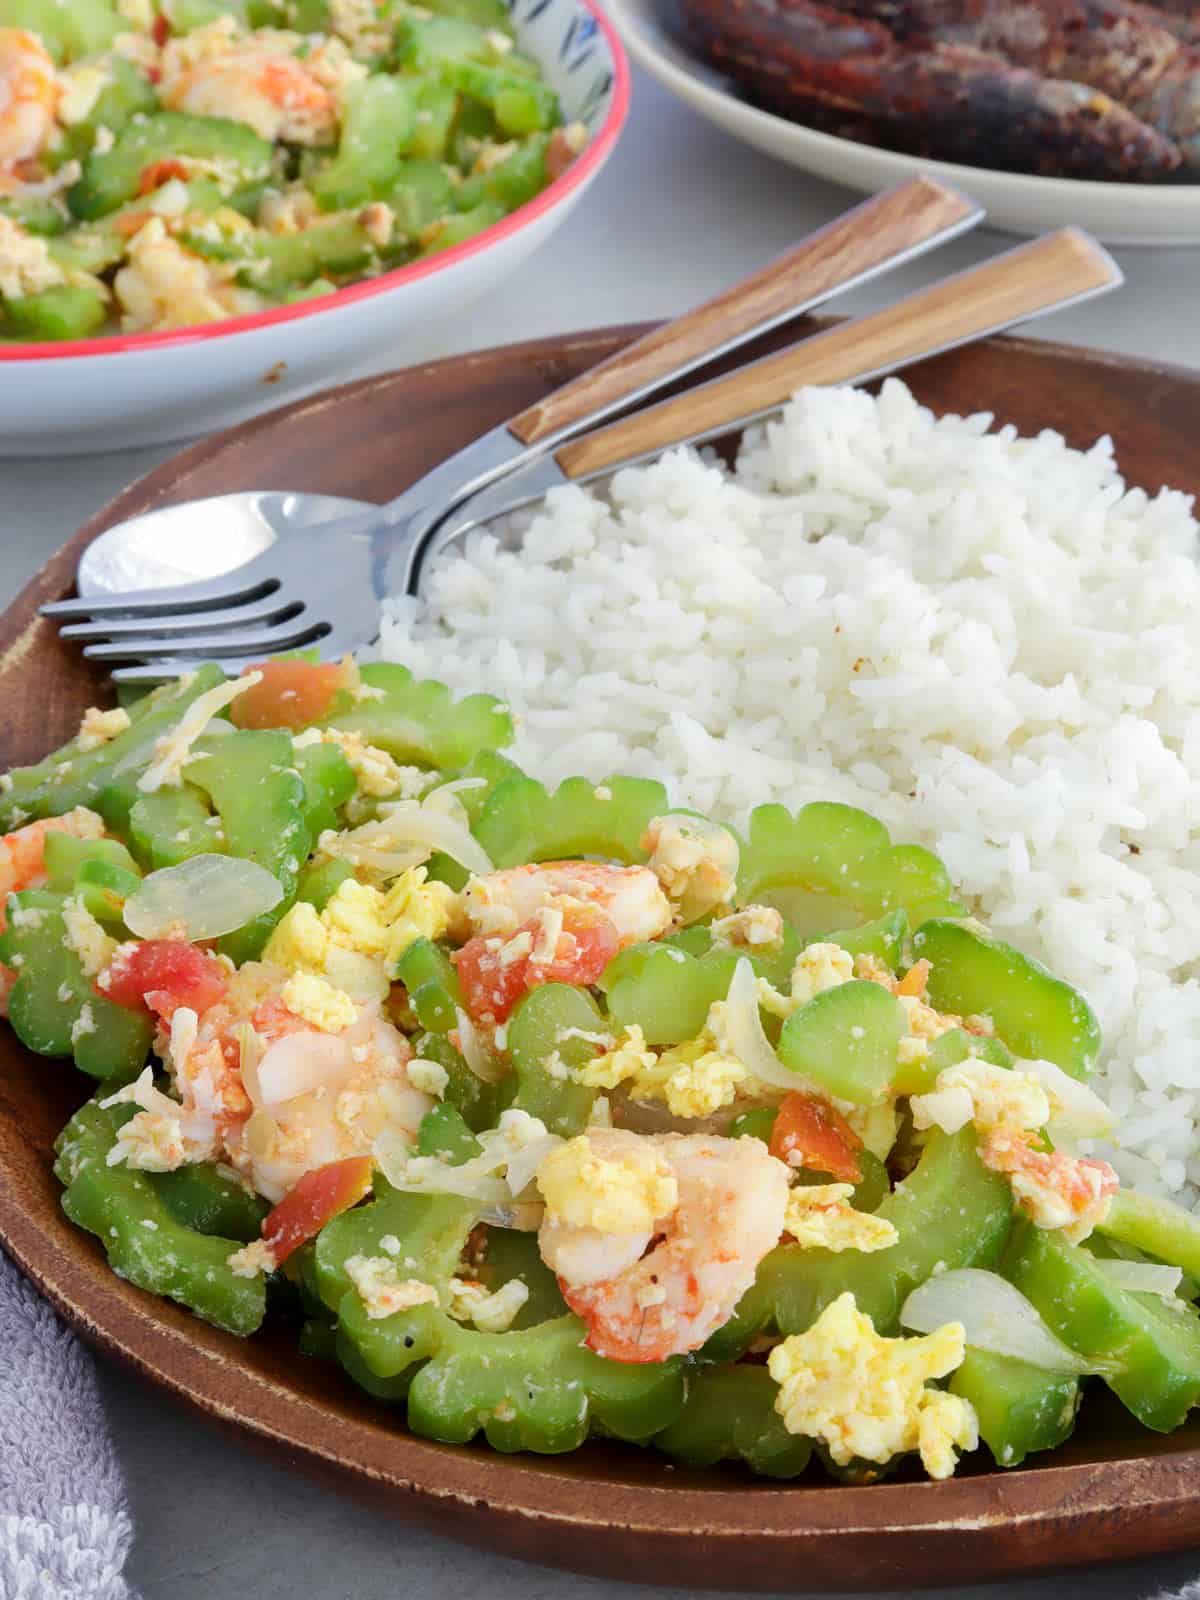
[0,0,627,453]
[4,647,1200,1528]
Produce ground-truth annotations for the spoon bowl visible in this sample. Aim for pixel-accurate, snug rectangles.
[77,492,374,599]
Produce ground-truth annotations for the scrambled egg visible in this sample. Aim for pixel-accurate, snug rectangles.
[327,0,393,56]
[62,897,117,978]
[897,993,966,1043]
[538,1133,677,1235]
[911,1059,1050,1137]
[101,1066,219,1173]
[406,1056,449,1097]
[116,0,154,28]
[767,1293,977,1479]
[791,942,856,1006]
[758,942,855,1020]
[446,1276,529,1333]
[578,1018,747,1119]
[640,814,739,924]
[76,706,131,752]
[344,1254,439,1320]
[709,904,784,949]
[292,726,425,800]
[783,1184,898,1253]
[263,867,455,994]
[980,1129,1118,1243]
[58,62,111,124]
[0,216,66,302]
[227,1238,278,1278]
[114,216,258,334]
[280,971,357,1033]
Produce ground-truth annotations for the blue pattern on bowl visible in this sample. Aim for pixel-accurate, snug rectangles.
[508,0,617,133]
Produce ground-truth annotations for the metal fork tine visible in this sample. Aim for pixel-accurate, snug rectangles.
[57,595,304,642]
[81,616,331,661]
[40,570,280,622]
[111,660,210,683]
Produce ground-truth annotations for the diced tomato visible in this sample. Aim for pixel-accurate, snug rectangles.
[452,902,620,1025]
[114,210,152,238]
[230,659,346,731]
[137,158,189,195]
[262,1156,374,1265]
[102,939,228,1021]
[151,11,169,46]
[769,1090,863,1184]
[894,959,931,999]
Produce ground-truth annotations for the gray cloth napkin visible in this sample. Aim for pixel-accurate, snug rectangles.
[0,1247,138,1600]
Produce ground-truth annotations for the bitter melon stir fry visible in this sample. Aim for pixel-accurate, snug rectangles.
[0,0,578,339]
[8,655,1200,1484]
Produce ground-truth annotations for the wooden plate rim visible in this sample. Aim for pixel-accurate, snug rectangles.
[4,323,1200,1592]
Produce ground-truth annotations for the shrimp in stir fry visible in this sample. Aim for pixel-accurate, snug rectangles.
[455,861,672,1024]
[0,807,105,1012]
[111,960,432,1201]
[462,860,672,947]
[0,28,58,176]
[538,1128,789,1361]
[160,22,342,145]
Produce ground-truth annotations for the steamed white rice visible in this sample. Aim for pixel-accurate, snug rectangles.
[380,377,1200,1202]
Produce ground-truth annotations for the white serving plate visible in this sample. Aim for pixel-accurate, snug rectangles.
[0,0,629,456]
[609,0,1200,246]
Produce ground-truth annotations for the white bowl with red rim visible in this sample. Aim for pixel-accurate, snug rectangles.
[0,0,628,457]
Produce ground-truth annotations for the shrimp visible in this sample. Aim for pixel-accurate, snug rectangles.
[0,29,59,177]
[0,807,106,1014]
[980,1127,1118,1243]
[160,23,339,145]
[462,860,672,947]
[117,960,433,1200]
[0,806,105,909]
[538,1128,789,1361]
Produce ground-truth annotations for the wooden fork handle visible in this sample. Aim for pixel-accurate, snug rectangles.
[505,175,979,447]
[553,229,1121,482]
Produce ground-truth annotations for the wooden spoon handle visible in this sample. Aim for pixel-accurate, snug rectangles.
[506,175,980,447]
[553,228,1121,482]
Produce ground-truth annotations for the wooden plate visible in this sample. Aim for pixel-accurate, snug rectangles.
[3,324,1200,1594]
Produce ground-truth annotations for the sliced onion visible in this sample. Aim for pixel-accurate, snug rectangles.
[723,958,803,1092]
[505,1134,564,1199]
[455,1006,508,1084]
[255,1031,353,1106]
[901,1268,1090,1374]
[477,1200,545,1232]
[333,800,493,878]
[124,853,283,942]
[1092,1258,1183,1298]
[1018,1056,1116,1140]
[136,671,261,793]
[374,1128,510,1204]
[423,777,487,824]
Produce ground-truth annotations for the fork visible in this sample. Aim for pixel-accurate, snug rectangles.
[44,226,1120,680]
[40,176,982,674]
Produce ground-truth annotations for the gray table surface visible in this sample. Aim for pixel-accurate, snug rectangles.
[4,57,1200,1600]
